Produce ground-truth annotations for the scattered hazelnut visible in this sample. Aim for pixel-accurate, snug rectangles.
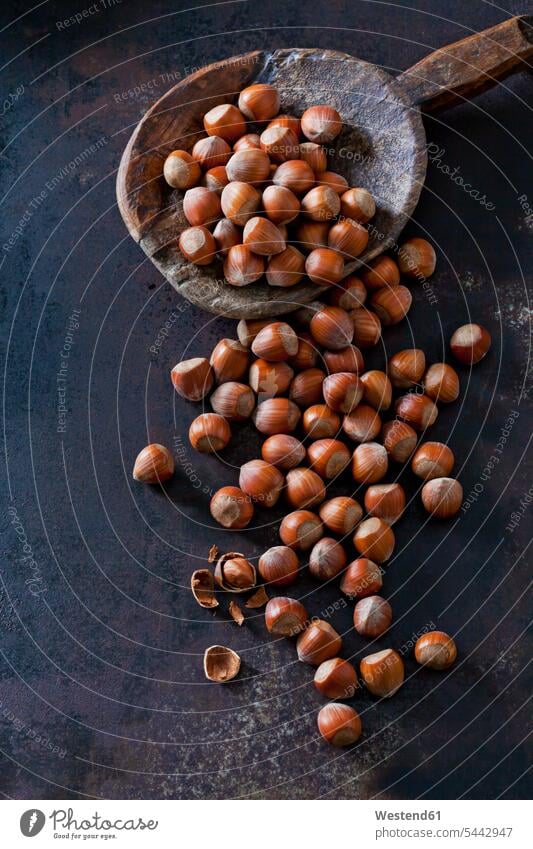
[411,442,455,480]
[415,631,457,669]
[360,648,404,697]
[421,477,463,518]
[296,619,342,665]
[364,483,406,525]
[317,703,362,746]
[319,496,363,535]
[132,444,174,484]
[353,518,395,562]
[259,546,299,586]
[309,537,348,581]
[340,558,383,598]
[239,459,285,507]
[170,357,214,401]
[353,595,392,637]
[261,434,306,470]
[450,323,491,365]
[424,363,460,403]
[314,658,358,699]
[285,467,326,509]
[351,442,388,484]
[189,413,231,453]
[279,510,324,550]
[210,486,253,528]
[265,597,308,635]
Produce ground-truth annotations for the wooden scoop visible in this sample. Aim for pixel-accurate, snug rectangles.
[117,15,532,319]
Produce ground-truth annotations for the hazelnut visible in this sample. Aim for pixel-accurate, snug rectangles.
[323,372,364,413]
[450,323,491,365]
[182,186,221,227]
[272,159,315,195]
[201,165,229,194]
[225,148,271,184]
[261,434,306,470]
[415,631,457,669]
[260,125,299,162]
[224,244,265,286]
[265,597,308,636]
[289,367,326,407]
[301,186,341,222]
[191,135,231,169]
[364,483,406,524]
[296,619,342,665]
[285,467,326,509]
[411,442,455,480]
[314,658,358,699]
[360,648,404,697]
[236,318,272,347]
[360,370,392,411]
[329,276,368,309]
[239,459,284,507]
[233,133,261,152]
[289,333,319,370]
[323,345,364,375]
[221,181,261,225]
[213,218,242,256]
[253,397,301,435]
[424,363,460,403]
[170,357,214,401]
[398,237,436,278]
[351,442,388,484]
[163,150,201,189]
[299,141,327,172]
[238,83,280,121]
[421,477,463,518]
[319,496,363,535]
[210,486,253,528]
[132,444,174,484]
[178,225,217,265]
[351,308,382,348]
[309,537,347,581]
[317,703,362,747]
[353,518,395,562]
[210,338,249,383]
[302,404,341,439]
[310,306,354,350]
[203,103,246,142]
[395,393,438,431]
[210,381,255,420]
[305,248,345,286]
[189,413,231,453]
[315,170,349,195]
[360,255,400,290]
[382,420,418,463]
[249,359,294,397]
[353,596,392,637]
[307,438,351,479]
[301,105,342,143]
[266,246,306,287]
[214,551,256,592]
[370,284,412,325]
[342,404,382,443]
[262,185,300,224]
[267,114,301,138]
[279,509,324,550]
[340,187,375,223]
[258,546,299,587]
[388,348,426,389]
[294,220,330,252]
[243,216,286,256]
[251,322,299,362]
[340,558,383,598]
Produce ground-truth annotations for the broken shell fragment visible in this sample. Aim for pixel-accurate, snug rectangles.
[203,645,241,682]
[245,587,269,608]
[229,600,245,626]
[191,569,219,609]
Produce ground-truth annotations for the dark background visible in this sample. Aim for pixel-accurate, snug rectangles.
[0,0,531,800]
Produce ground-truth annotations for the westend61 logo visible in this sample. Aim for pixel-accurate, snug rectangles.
[20,810,45,837]
[20,807,158,837]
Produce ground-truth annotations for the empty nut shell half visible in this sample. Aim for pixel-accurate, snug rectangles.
[191,569,219,609]
[203,645,241,682]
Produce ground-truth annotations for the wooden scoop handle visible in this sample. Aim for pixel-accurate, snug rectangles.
[398,15,533,111]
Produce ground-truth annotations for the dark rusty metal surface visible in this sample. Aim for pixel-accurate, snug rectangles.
[0,0,531,800]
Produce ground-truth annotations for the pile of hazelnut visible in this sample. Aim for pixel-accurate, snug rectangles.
[133,265,491,745]
[164,83,377,288]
